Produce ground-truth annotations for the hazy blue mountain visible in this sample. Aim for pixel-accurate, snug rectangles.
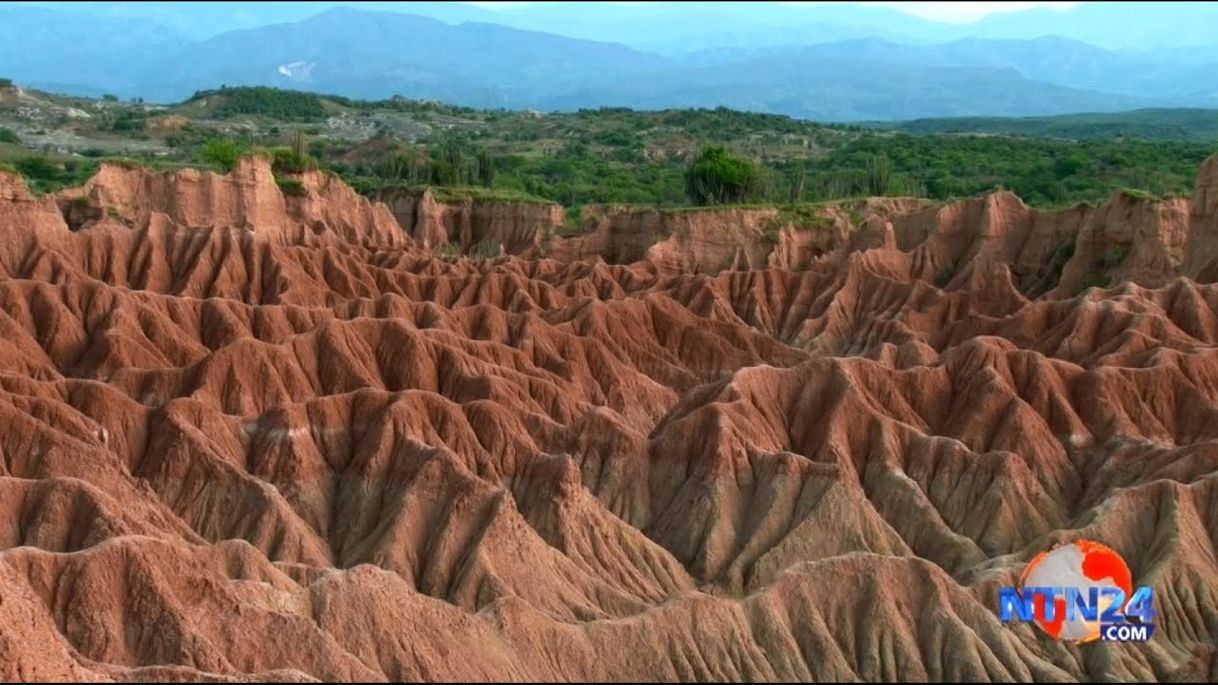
[136,8,670,104]
[544,53,1156,122]
[10,1,500,39]
[1,3,1216,121]
[0,6,182,94]
[10,1,946,49]
[885,108,1218,142]
[494,2,1218,55]
[485,1,949,54]
[13,1,1218,54]
[714,37,1218,101]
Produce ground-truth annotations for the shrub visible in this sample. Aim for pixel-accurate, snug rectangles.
[1118,187,1158,202]
[109,111,146,132]
[684,146,760,205]
[0,127,18,144]
[275,177,307,197]
[15,156,60,181]
[270,146,316,174]
[10,156,97,194]
[201,138,243,172]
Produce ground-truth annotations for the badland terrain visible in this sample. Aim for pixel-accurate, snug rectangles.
[1,142,1217,680]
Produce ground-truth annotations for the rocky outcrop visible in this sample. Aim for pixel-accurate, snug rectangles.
[546,183,1200,299]
[1185,153,1218,280]
[377,186,563,255]
[56,156,408,247]
[365,160,1216,302]
[0,154,1217,681]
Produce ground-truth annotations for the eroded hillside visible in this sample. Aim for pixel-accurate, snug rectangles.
[1,155,1217,682]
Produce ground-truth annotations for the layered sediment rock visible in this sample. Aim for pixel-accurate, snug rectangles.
[377,186,562,255]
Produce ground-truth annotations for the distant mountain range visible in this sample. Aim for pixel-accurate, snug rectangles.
[3,2,1218,121]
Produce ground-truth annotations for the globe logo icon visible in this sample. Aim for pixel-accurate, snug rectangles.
[1019,540,1133,642]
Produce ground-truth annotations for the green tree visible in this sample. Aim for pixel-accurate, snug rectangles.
[201,138,243,172]
[684,146,760,206]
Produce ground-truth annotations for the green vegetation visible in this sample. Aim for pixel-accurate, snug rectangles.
[0,127,17,144]
[780,134,1210,208]
[0,78,12,89]
[275,177,307,197]
[562,206,584,234]
[0,85,1213,212]
[107,109,147,133]
[10,156,97,194]
[684,146,762,205]
[888,109,1218,143]
[428,185,552,204]
[188,86,327,120]
[763,203,834,237]
[201,138,243,172]
[866,153,893,195]
[1118,187,1159,201]
[276,130,317,173]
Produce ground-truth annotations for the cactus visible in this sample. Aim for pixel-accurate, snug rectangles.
[788,170,806,204]
[866,153,892,196]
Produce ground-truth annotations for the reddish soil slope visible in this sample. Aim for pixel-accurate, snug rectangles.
[1,155,1218,682]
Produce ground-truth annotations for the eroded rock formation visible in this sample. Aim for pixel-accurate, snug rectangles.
[1,155,1218,682]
